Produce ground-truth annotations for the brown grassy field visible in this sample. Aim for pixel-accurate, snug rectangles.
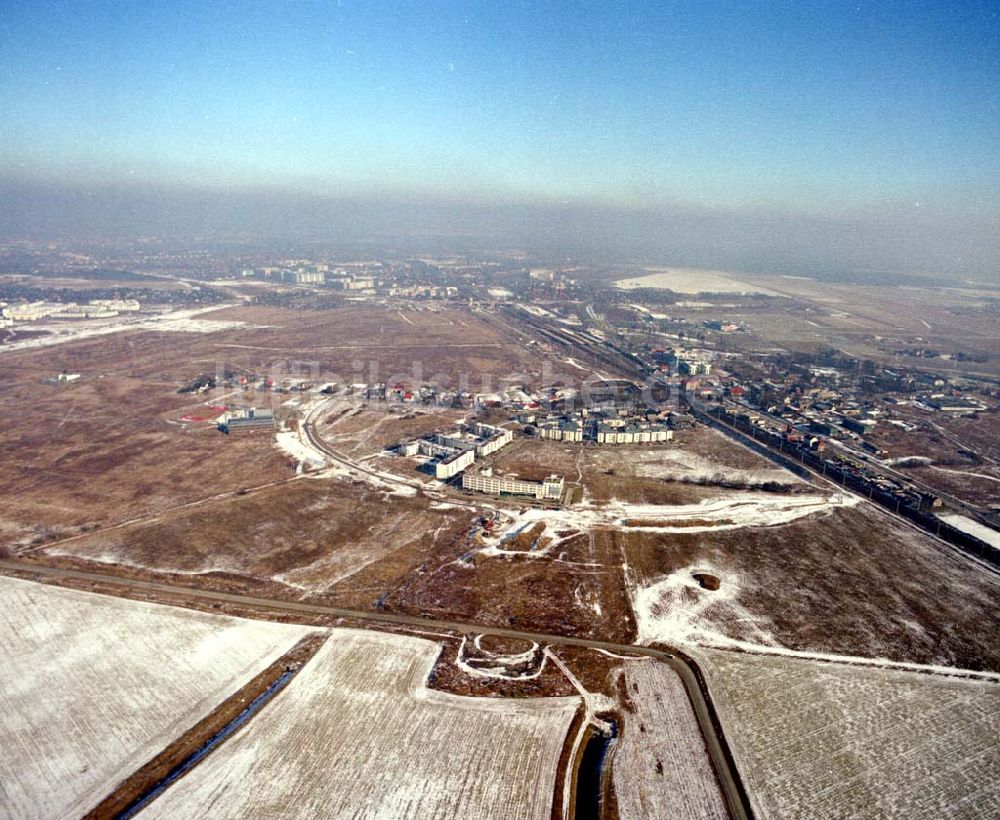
[43,477,473,598]
[387,528,637,642]
[488,425,805,505]
[7,300,996,678]
[0,303,542,551]
[0,373,293,548]
[868,408,1000,510]
[39,468,637,642]
[201,303,542,383]
[316,402,468,459]
[623,501,1000,671]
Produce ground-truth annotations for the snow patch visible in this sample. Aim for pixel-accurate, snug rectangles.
[0,305,247,353]
[631,563,778,648]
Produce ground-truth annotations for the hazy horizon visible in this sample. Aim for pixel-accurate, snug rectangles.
[2,1,999,281]
[2,176,998,284]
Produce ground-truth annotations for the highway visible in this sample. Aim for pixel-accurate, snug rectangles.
[0,557,751,820]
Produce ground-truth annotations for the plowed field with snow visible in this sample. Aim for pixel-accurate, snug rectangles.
[0,575,312,820]
[694,648,1000,819]
[142,628,580,819]
[613,659,728,819]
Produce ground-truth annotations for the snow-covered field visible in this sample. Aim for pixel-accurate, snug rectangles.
[0,575,312,820]
[630,562,777,648]
[629,449,801,488]
[274,429,328,471]
[142,629,579,819]
[692,648,1000,819]
[483,492,856,555]
[0,305,246,353]
[613,268,780,296]
[613,659,728,819]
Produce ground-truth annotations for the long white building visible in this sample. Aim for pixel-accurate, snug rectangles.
[462,467,564,501]
[595,423,672,444]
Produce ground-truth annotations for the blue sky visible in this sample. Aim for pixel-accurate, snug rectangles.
[2,1,999,216]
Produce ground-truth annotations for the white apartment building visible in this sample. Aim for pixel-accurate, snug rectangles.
[436,448,475,479]
[538,420,583,442]
[462,467,564,501]
[595,424,672,444]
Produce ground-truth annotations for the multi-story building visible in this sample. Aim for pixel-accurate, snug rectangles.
[223,407,275,435]
[436,449,475,479]
[594,423,672,444]
[2,301,61,321]
[470,423,514,455]
[400,422,513,480]
[284,270,325,284]
[89,298,141,312]
[537,419,583,442]
[462,467,564,501]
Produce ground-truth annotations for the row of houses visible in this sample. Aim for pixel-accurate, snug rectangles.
[594,422,673,444]
[537,419,584,442]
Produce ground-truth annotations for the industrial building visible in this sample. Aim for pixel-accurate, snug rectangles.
[462,467,564,502]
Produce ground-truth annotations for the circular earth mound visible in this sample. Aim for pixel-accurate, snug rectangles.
[476,634,535,656]
[692,572,721,591]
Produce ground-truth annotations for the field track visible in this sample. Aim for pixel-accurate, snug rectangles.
[0,557,750,820]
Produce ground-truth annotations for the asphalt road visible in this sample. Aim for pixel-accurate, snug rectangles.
[0,557,751,820]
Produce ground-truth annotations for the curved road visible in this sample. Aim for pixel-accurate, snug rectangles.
[0,557,750,820]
